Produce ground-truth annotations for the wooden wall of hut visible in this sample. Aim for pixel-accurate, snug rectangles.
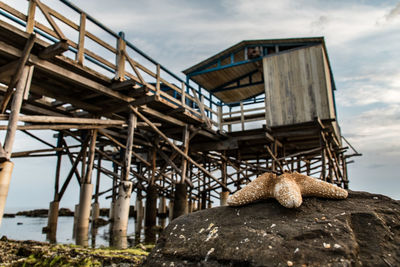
[263,44,336,127]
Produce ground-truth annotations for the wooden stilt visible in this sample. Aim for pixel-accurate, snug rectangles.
[173,183,187,219]
[144,184,158,244]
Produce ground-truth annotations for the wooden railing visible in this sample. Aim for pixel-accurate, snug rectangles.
[0,0,221,128]
[219,99,266,132]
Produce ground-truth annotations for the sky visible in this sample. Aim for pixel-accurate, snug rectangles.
[1,0,399,212]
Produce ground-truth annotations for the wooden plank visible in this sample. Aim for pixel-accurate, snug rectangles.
[0,115,126,125]
[0,124,112,131]
[38,40,69,59]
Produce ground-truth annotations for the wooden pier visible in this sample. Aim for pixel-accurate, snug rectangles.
[0,0,360,247]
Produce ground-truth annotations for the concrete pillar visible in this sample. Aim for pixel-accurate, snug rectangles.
[220,191,230,206]
[112,181,133,249]
[145,184,158,243]
[173,183,188,219]
[158,196,167,229]
[46,200,59,243]
[76,183,93,246]
[135,196,143,243]
[0,161,13,226]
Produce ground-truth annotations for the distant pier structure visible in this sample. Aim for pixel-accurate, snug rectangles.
[0,0,359,247]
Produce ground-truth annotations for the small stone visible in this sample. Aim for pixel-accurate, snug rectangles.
[287,260,294,266]
[268,245,273,249]
[323,243,331,249]
[271,224,276,228]
[373,196,379,200]
[321,216,326,220]
[294,248,299,253]
[334,244,341,249]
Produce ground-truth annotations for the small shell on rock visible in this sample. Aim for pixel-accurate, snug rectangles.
[287,260,294,266]
[323,242,331,249]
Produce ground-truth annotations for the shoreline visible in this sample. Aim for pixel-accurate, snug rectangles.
[0,236,152,266]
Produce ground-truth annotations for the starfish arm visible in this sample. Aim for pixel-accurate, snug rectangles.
[273,174,303,208]
[227,172,276,206]
[293,173,348,199]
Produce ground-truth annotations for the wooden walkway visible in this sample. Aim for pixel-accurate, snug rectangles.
[0,0,360,247]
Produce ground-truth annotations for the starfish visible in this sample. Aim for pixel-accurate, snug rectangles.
[227,172,348,208]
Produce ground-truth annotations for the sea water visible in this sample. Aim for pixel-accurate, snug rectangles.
[0,215,138,248]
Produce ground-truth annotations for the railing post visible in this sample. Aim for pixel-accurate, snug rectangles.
[218,105,223,131]
[76,12,86,65]
[26,0,37,33]
[115,32,126,81]
[156,64,161,97]
[181,82,186,107]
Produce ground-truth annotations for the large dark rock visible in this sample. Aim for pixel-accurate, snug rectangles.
[16,209,48,217]
[144,191,400,266]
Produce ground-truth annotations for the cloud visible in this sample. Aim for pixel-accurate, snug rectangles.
[385,2,400,21]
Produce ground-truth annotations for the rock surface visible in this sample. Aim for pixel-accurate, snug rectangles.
[144,191,400,267]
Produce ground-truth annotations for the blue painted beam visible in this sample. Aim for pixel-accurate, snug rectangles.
[188,58,262,77]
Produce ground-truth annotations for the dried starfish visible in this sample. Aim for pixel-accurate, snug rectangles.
[227,172,348,208]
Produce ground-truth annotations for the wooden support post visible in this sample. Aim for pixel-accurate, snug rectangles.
[180,125,189,184]
[145,184,158,244]
[201,191,207,210]
[220,151,228,206]
[76,12,86,65]
[158,196,167,229]
[236,151,241,190]
[340,153,348,189]
[321,148,326,181]
[0,65,33,224]
[91,146,102,234]
[135,190,143,243]
[76,130,97,246]
[0,161,14,226]
[46,200,59,243]
[46,132,63,241]
[173,183,188,219]
[3,65,33,158]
